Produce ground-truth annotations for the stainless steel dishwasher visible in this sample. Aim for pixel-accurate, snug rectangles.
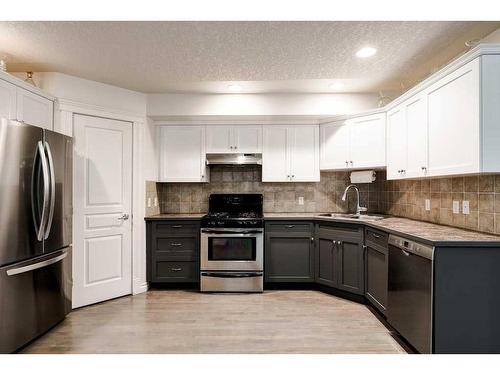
[387,234,434,354]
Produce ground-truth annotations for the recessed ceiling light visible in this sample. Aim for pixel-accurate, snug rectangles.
[228,84,242,92]
[329,82,345,90]
[356,47,377,58]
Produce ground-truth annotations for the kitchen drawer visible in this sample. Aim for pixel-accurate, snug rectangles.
[265,222,313,233]
[153,221,200,236]
[318,223,363,240]
[365,227,388,248]
[153,261,199,282]
[155,237,197,252]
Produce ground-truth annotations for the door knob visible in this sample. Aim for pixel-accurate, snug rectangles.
[118,214,129,221]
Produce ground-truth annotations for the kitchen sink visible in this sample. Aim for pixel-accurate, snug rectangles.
[318,213,385,221]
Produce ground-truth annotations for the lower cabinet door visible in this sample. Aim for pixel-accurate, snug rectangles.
[365,244,388,315]
[265,233,314,282]
[315,237,336,287]
[336,238,365,295]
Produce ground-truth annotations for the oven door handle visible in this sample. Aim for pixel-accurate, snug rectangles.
[201,272,263,278]
[201,229,263,235]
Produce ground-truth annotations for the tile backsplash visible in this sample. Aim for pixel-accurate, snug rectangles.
[150,166,500,235]
[379,175,500,235]
[155,166,380,215]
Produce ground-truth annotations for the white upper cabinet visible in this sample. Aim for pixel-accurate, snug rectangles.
[262,126,289,182]
[206,125,262,153]
[206,126,233,153]
[158,125,209,182]
[320,120,350,170]
[427,58,480,176]
[348,113,386,169]
[320,113,385,171]
[16,88,54,130]
[262,125,319,182]
[233,126,262,153]
[0,79,17,120]
[288,126,320,182]
[385,55,500,180]
[386,105,407,180]
[405,93,428,178]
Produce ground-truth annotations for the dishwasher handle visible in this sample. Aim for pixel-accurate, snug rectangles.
[388,234,434,260]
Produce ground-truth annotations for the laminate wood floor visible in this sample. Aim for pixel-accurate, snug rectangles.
[22,290,406,354]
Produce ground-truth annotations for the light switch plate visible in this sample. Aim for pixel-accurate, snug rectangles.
[147,197,152,208]
[298,196,304,205]
[154,197,158,207]
[425,199,431,211]
[462,200,470,215]
[453,200,460,214]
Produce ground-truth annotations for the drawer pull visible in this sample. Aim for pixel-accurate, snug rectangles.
[170,243,182,247]
[371,233,382,239]
[171,225,183,228]
[286,225,295,228]
[171,267,183,272]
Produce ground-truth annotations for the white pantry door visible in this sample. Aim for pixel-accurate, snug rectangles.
[73,114,133,308]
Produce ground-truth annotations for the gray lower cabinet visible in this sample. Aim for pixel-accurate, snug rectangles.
[146,220,200,283]
[265,221,315,282]
[364,227,388,315]
[315,223,365,295]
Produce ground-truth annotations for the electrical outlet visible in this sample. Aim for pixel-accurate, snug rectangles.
[453,200,460,214]
[298,196,304,205]
[425,199,431,211]
[147,197,152,207]
[462,200,470,215]
[154,197,158,207]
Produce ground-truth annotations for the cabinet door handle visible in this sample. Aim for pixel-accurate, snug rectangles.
[345,161,348,166]
[349,161,353,165]
[171,267,183,272]
[230,146,233,150]
[170,243,182,247]
[311,237,314,242]
[291,175,295,178]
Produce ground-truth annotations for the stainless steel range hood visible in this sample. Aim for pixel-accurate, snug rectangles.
[206,153,262,165]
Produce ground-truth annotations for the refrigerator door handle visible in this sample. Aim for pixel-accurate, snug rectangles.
[43,141,56,240]
[31,141,50,241]
[6,250,67,276]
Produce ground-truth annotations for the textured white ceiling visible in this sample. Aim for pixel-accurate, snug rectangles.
[0,21,498,94]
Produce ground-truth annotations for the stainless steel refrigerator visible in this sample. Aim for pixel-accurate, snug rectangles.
[0,118,72,353]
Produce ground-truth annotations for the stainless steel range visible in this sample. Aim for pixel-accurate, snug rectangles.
[200,194,264,292]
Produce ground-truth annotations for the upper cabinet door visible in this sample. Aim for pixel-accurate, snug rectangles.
[262,126,289,182]
[158,126,208,182]
[206,126,233,153]
[16,88,53,130]
[348,114,386,169]
[405,93,428,178]
[289,126,320,182]
[0,79,17,120]
[386,105,407,180]
[320,121,350,170]
[233,125,262,153]
[427,59,480,177]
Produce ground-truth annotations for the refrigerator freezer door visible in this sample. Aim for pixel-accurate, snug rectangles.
[43,130,73,254]
[0,247,70,353]
[0,119,44,267]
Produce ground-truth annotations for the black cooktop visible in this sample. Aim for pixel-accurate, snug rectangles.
[201,194,263,228]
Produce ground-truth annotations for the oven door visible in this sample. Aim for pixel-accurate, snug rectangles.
[200,228,263,271]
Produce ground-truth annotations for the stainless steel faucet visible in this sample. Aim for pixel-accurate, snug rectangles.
[341,184,367,216]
